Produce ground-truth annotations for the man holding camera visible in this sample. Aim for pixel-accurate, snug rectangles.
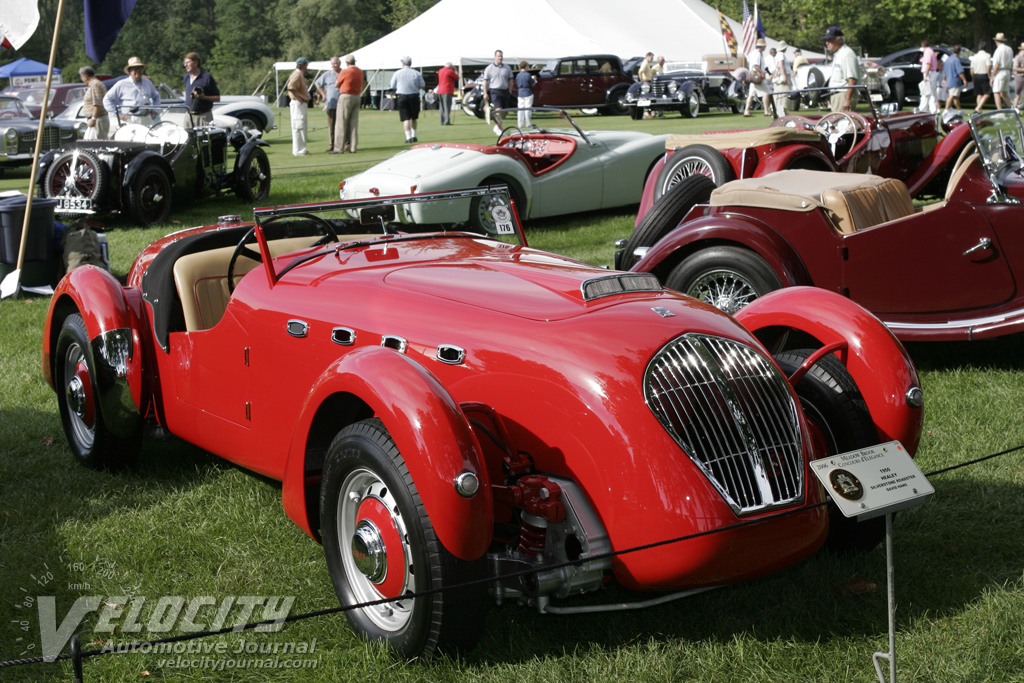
[183,52,220,126]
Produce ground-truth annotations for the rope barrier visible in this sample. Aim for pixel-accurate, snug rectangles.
[2,442,1021,677]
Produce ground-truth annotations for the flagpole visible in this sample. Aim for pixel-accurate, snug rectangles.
[5,0,65,297]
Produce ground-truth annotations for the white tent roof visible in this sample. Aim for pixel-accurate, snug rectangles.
[273,0,811,74]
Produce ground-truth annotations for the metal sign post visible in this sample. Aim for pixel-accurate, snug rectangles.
[810,441,934,683]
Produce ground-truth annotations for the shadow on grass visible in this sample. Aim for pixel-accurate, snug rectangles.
[463,473,1023,664]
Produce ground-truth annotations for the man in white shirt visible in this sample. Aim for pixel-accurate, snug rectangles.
[772,42,792,117]
[743,39,773,117]
[971,42,993,113]
[103,56,161,129]
[824,26,859,112]
[991,32,1014,109]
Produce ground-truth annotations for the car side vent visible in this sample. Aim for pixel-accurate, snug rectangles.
[644,334,804,516]
[581,273,662,301]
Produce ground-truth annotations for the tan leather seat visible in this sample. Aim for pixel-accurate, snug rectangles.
[173,236,320,331]
[820,177,916,234]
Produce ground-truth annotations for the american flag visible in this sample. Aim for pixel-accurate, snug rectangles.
[741,0,757,56]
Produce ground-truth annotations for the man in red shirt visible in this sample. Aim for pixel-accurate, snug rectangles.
[436,61,458,125]
[333,55,364,154]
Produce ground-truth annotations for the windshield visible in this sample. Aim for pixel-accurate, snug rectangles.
[256,186,527,249]
[0,97,30,118]
[971,109,1024,173]
[7,87,47,104]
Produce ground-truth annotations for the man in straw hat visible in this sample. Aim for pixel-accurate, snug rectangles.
[991,32,1013,109]
[286,57,311,155]
[743,38,773,117]
[1013,41,1024,109]
[103,56,161,128]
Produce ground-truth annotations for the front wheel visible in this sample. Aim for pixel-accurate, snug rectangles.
[320,419,487,659]
[655,144,734,201]
[680,91,700,118]
[664,246,781,314]
[234,147,271,202]
[54,314,140,469]
[43,149,109,208]
[127,164,171,226]
[773,350,884,553]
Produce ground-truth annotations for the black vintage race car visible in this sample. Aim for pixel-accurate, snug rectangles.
[36,106,271,226]
[624,54,746,119]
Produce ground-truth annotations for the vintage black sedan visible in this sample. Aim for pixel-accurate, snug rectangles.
[0,95,83,175]
[625,54,745,119]
[36,107,271,226]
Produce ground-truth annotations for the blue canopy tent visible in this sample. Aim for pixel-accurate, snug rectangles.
[0,57,61,83]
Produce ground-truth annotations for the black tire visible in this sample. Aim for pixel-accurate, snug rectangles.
[773,350,884,553]
[320,418,488,659]
[623,175,715,264]
[664,245,781,314]
[43,149,109,208]
[54,314,140,469]
[630,106,644,121]
[234,147,272,203]
[127,164,171,226]
[786,92,802,112]
[232,110,266,133]
[470,178,522,234]
[655,144,735,201]
[804,67,825,107]
[602,86,630,116]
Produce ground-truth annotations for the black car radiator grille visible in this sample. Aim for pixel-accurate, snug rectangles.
[644,334,804,515]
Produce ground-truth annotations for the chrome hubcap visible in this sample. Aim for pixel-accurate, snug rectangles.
[66,375,87,419]
[351,520,387,583]
[688,270,760,314]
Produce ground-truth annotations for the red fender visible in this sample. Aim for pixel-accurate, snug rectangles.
[42,265,146,417]
[282,345,492,561]
[632,214,808,288]
[758,144,837,174]
[635,154,668,227]
[904,122,973,196]
[735,286,923,455]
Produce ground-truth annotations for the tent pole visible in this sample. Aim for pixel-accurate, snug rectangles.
[4,0,65,298]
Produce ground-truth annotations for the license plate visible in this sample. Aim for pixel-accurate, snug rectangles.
[870,93,883,102]
[637,99,651,107]
[57,196,94,212]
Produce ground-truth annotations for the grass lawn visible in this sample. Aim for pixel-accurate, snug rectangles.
[1,106,1022,682]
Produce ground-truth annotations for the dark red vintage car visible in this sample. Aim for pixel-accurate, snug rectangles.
[623,110,1024,342]
[462,55,635,117]
[43,187,922,658]
[630,86,972,246]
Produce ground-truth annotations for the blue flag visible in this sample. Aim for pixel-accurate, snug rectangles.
[84,0,138,63]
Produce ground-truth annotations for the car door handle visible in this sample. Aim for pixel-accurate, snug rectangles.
[962,238,992,256]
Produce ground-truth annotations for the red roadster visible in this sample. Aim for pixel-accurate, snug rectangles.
[630,86,972,251]
[621,109,1024,342]
[43,187,922,658]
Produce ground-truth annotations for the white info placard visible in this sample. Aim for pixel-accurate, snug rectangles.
[810,441,934,521]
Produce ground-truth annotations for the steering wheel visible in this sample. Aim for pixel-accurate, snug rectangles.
[498,125,523,144]
[815,112,861,158]
[0,111,16,120]
[226,213,339,293]
[145,120,189,155]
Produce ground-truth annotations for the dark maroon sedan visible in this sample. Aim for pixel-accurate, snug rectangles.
[2,82,88,118]
[462,55,635,118]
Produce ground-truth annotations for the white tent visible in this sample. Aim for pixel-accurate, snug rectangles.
[272,0,811,101]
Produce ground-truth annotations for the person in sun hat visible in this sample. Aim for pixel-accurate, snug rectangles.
[102,56,161,128]
[823,26,859,112]
[772,41,792,116]
[286,57,311,155]
[990,32,1013,109]
[744,38,773,117]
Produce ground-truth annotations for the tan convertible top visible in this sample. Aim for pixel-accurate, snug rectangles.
[709,170,916,234]
[666,127,823,152]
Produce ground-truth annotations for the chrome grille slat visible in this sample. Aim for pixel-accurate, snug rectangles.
[644,334,804,515]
